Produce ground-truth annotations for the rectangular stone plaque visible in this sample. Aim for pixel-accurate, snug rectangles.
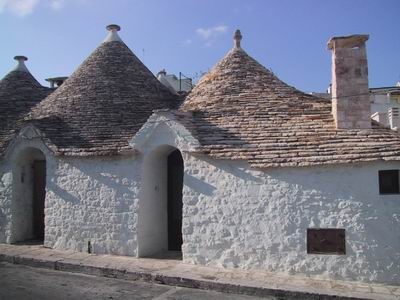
[307,228,346,255]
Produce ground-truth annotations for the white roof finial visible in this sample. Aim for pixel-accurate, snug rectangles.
[104,24,123,43]
[13,56,29,72]
[233,29,242,48]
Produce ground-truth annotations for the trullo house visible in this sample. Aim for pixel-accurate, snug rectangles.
[0,25,399,285]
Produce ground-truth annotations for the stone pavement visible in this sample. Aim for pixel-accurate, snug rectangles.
[0,243,398,300]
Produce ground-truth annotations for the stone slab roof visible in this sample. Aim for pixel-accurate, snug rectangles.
[0,69,52,157]
[28,33,180,156]
[178,40,400,168]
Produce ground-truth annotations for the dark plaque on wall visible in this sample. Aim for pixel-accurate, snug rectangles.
[307,228,346,255]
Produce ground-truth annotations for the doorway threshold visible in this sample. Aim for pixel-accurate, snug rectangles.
[12,239,44,246]
[143,250,182,260]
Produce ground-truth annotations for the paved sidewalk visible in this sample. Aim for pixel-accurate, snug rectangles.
[0,243,398,300]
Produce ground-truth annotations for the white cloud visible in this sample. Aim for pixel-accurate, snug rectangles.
[196,25,228,46]
[183,38,192,46]
[50,0,64,10]
[0,0,79,16]
[196,25,228,40]
[0,0,39,16]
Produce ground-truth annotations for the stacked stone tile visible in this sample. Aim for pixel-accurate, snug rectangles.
[2,27,400,167]
[178,34,400,168]
[27,28,180,156]
[0,58,51,157]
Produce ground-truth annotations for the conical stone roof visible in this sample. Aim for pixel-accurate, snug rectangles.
[176,30,400,168]
[29,25,180,156]
[182,39,310,112]
[0,56,52,157]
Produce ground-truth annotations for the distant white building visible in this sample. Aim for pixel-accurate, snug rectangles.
[157,69,192,93]
[370,84,400,130]
[312,82,400,130]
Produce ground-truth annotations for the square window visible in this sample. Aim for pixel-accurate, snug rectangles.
[379,170,400,194]
[307,228,346,255]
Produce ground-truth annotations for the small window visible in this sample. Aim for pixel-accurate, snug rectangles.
[307,228,346,255]
[379,170,400,194]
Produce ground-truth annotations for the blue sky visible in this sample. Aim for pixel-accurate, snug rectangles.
[1,0,399,92]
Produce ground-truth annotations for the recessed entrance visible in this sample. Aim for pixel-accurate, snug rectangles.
[138,146,184,258]
[167,150,183,251]
[11,148,46,244]
[32,160,46,240]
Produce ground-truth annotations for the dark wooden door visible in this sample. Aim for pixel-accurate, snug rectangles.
[33,160,46,241]
[167,150,183,251]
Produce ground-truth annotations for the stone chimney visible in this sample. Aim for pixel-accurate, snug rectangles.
[156,69,177,94]
[328,35,370,129]
[45,76,68,88]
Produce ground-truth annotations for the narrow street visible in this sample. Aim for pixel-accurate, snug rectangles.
[0,262,281,300]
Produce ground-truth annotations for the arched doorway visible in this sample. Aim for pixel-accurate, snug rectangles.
[11,147,46,243]
[138,146,184,258]
[167,149,183,251]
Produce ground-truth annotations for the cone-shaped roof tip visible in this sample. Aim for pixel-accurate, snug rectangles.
[104,24,122,43]
[12,55,29,72]
[234,29,242,48]
[106,24,121,32]
[14,55,28,62]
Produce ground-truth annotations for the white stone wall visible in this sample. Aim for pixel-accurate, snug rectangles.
[132,113,400,284]
[2,120,399,285]
[0,131,142,255]
[0,160,12,243]
[11,147,47,242]
[134,120,198,257]
[45,155,141,255]
[0,135,55,244]
[181,156,400,284]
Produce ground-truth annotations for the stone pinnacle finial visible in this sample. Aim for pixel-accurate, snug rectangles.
[234,29,242,48]
[106,24,121,32]
[13,55,29,72]
[104,24,123,43]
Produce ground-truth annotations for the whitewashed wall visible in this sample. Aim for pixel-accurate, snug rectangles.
[45,155,141,255]
[181,156,400,285]
[0,134,55,244]
[1,120,399,285]
[0,160,12,243]
[0,131,142,255]
[133,115,400,285]
[11,147,47,242]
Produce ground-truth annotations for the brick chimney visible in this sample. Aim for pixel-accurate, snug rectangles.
[328,35,371,129]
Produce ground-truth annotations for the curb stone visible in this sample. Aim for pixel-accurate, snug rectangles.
[0,254,365,300]
[0,246,395,300]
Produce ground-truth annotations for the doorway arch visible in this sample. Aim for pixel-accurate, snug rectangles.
[11,147,47,243]
[138,145,184,258]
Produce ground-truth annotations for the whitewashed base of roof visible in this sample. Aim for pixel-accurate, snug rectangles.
[181,156,400,285]
[0,121,399,284]
[134,116,400,284]
[0,129,141,255]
